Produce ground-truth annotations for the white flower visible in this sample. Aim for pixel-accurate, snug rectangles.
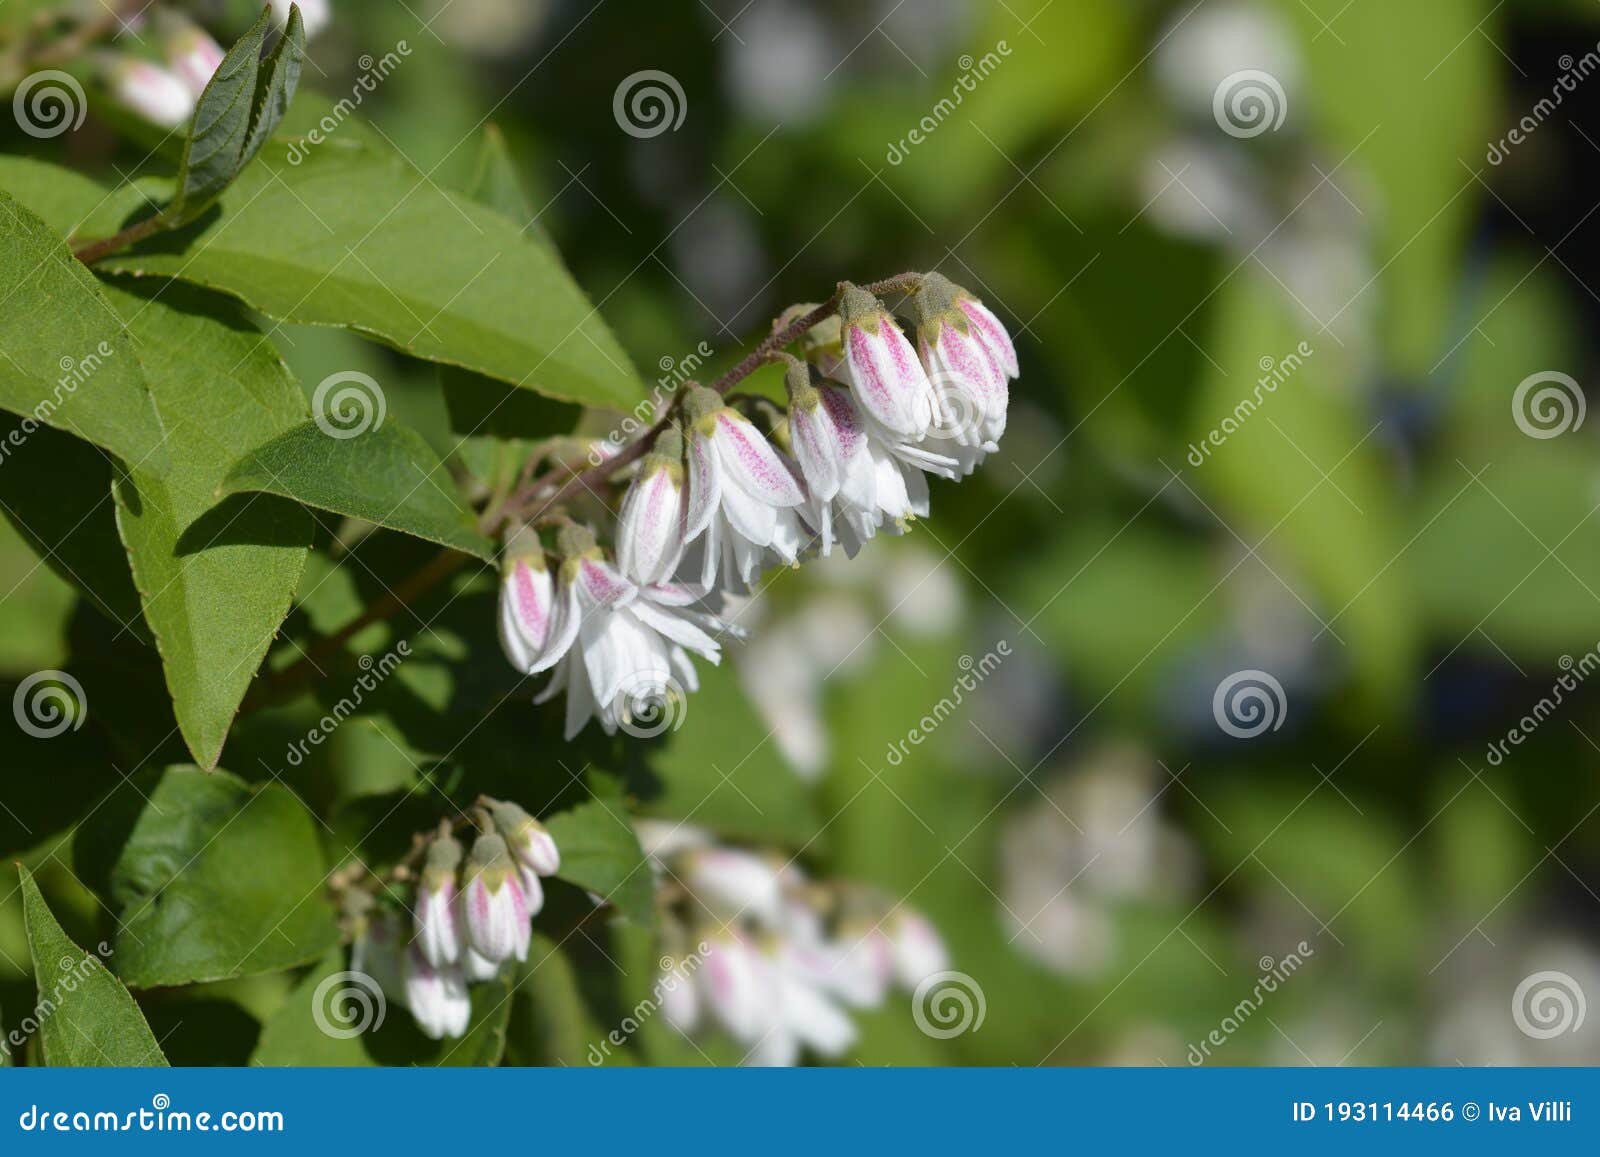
[699,930,772,1042]
[404,947,471,1040]
[105,58,194,128]
[786,365,881,557]
[459,834,530,964]
[681,386,806,590]
[413,836,462,967]
[746,939,858,1066]
[886,909,949,989]
[461,946,501,983]
[839,281,934,439]
[166,27,225,100]
[686,847,784,925]
[824,920,895,1009]
[659,959,702,1034]
[617,426,688,586]
[498,532,556,674]
[535,526,733,739]
[491,800,561,878]
[910,274,1014,465]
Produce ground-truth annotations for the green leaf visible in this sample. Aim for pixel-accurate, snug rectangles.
[18,868,167,1067]
[99,142,645,410]
[75,766,337,989]
[168,4,305,226]
[0,191,167,469]
[252,946,512,1066]
[222,419,497,560]
[107,282,312,768]
[0,156,155,242]
[543,789,656,927]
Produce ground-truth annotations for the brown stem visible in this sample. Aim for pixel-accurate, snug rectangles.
[72,213,166,265]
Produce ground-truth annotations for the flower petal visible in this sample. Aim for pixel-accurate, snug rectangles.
[712,413,805,507]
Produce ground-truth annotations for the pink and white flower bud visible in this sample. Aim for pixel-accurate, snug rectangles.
[787,366,880,555]
[686,847,784,924]
[498,529,555,674]
[911,274,1010,453]
[616,425,687,586]
[825,920,895,1008]
[460,834,531,963]
[413,836,463,967]
[491,801,561,877]
[959,294,1019,380]
[839,282,934,440]
[681,386,806,589]
[887,909,949,989]
[166,26,225,99]
[404,946,471,1040]
[106,58,195,128]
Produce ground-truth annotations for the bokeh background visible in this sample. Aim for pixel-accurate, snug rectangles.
[6,0,1600,1065]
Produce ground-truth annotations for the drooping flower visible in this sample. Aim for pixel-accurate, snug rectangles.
[460,833,530,964]
[164,23,225,100]
[413,835,463,967]
[745,938,859,1066]
[908,273,1012,466]
[616,425,687,586]
[461,946,501,983]
[681,386,807,590]
[784,361,880,557]
[886,908,950,989]
[838,281,934,440]
[686,846,784,924]
[532,526,732,739]
[498,528,556,675]
[492,800,561,878]
[659,957,703,1034]
[404,946,471,1040]
[103,57,194,128]
[699,930,772,1043]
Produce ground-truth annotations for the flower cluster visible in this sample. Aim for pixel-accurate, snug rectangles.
[355,800,560,1040]
[638,821,949,1066]
[103,3,329,129]
[499,272,1018,737]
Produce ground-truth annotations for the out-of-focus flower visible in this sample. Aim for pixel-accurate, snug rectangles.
[104,57,195,128]
[164,23,225,100]
[887,909,950,989]
[686,847,784,924]
[413,835,463,967]
[272,0,331,38]
[404,946,471,1040]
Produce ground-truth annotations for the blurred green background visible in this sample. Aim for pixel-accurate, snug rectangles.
[5,0,1600,1065]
